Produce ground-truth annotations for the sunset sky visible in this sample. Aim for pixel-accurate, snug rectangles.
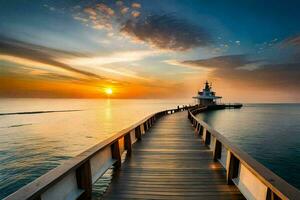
[0,0,300,102]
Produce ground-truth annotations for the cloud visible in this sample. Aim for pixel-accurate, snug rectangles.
[121,14,212,51]
[0,36,104,79]
[58,50,160,81]
[215,62,300,90]
[96,3,115,16]
[78,4,116,30]
[279,35,300,62]
[181,55,254,69]
[180,54,300,91]
[280,35,300,48]
[120,7,129,14]
[131,10,140,18]
[84,7,97,17]
[62,50,158,66]
[131,3,141,9]
[73,2,212,51]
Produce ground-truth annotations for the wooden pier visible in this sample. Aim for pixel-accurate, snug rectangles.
[102,111,243,200]
[4,106,300,200]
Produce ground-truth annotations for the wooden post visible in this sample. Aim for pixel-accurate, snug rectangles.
[111,141,121,169]
[76,160,92,200]
[196,123,200,132]
[144,122,148,132]
[124,133,132,156]
[202,127,207,140]
[266,188,280,200]
[226,152,239,185]
[204,131,211,145]
[199,125,203,136]
[135,126,142,141]
[213,140,222,161]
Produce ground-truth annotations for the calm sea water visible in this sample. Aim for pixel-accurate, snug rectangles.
[196,104,300,190]
[0,98,192,199]
[0,101,299,199]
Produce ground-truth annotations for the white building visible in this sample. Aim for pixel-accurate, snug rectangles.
[193,81,222,105]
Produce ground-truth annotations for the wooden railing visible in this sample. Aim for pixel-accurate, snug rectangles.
[188,106,300,200]
[4,105,194,200]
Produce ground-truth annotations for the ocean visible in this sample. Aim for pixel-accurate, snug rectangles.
[0,98,191,199]
[196,104,300,190]
[0,99,299,198]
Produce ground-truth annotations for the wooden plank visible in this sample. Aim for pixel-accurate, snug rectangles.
[227,152,240,185]
[102,112,244,200]
[90,146,113,183]
[213,139,222,161]
[118,137,125,155]
[188,108,300,200]
[41,170,82,200]
[76,161,92,200]
[198,125,203,136]
[204,131,211,146]
[124,133,132,156]
[135,126,142,141]
[144,121,148,132]
[111,141,121,169]
[266,188,281,200]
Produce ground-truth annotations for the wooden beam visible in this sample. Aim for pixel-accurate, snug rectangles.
[111,141,121,169]
[204,131,211,145]
[213,140,222,161]
[199,125,203,136]
[226,152,240,185]
[76,161,92,200]
[266,188,281,200]
[195,123,199,132]
[135,126,142,141]
[143,122,148,132]
[124,133,132,156]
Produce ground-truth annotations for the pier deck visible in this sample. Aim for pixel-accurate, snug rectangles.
[102,111,244,200]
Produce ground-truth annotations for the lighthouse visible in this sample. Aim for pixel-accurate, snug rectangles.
[193,81,222,105]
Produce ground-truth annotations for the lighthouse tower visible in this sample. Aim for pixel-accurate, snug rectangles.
[193,81,222,105]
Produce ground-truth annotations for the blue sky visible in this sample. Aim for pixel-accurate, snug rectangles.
[0,0,300,101]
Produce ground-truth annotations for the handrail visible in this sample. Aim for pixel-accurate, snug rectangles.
[188,106,300,200]
[4,105,196,200]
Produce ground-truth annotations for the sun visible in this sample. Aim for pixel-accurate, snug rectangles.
[105,88,113,95]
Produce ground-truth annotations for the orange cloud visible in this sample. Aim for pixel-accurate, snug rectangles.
[96,3,115,16]
[131,10,140,18]
[131,3,141,9]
